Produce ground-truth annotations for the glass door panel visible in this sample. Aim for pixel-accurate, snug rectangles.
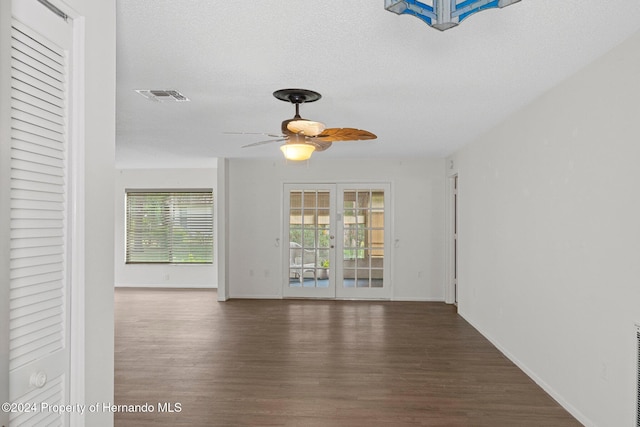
[336,185,390,299]
[283,183,390,299]
[283,184,335,298]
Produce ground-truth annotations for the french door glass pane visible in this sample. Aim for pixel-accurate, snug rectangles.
[289,190,330,288]
[342,190,385,289]
[290,192,302,208]
[317,192,330,209]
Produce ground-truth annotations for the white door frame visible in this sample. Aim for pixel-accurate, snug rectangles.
[445,171,458,305]
[0,0,12,422]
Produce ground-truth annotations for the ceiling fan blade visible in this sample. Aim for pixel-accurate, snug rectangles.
[314,128,377,142]
[242,137,288,148]
[225,131,285,138]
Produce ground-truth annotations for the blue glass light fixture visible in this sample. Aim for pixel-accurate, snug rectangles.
[385,0,520,31]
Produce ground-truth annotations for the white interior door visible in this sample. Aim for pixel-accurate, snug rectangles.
[8,1,74,425]
[283,183,391,300]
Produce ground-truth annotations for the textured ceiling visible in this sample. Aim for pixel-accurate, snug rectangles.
[116,0,640,167]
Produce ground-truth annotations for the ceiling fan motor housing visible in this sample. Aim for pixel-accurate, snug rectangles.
[273,88,322,104]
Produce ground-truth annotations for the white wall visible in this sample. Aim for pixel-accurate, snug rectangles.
[452,31,640,426]
[216,159,230,300]
[115,168,218,288]
[227,157,446,300]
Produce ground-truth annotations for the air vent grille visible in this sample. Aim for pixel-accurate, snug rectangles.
[135,89,189,102]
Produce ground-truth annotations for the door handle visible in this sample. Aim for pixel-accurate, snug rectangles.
[30,371,47,388]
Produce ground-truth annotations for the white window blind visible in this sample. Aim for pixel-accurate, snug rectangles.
[125,191,213,264]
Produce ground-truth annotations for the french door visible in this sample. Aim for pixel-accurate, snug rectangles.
[283,183,391,299]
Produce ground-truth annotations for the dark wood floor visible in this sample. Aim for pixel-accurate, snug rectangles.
[114,288,581,427]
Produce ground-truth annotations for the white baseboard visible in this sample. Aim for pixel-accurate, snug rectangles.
[225,295,446,302]
[115,283,216,289]
[457,309,594,427]
[228,294,282,299]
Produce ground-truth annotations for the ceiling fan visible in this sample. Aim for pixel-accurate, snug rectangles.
[230,89,377,161]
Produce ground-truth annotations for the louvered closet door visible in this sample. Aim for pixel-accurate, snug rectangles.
[9,1,74,425]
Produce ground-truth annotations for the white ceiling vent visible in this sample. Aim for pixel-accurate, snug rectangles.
[135,89,190,102]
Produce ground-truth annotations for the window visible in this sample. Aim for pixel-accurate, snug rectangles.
[126,191,213,264]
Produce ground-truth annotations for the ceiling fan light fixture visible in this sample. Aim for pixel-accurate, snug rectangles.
[280,143,316,161]
[287,120,326,136]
